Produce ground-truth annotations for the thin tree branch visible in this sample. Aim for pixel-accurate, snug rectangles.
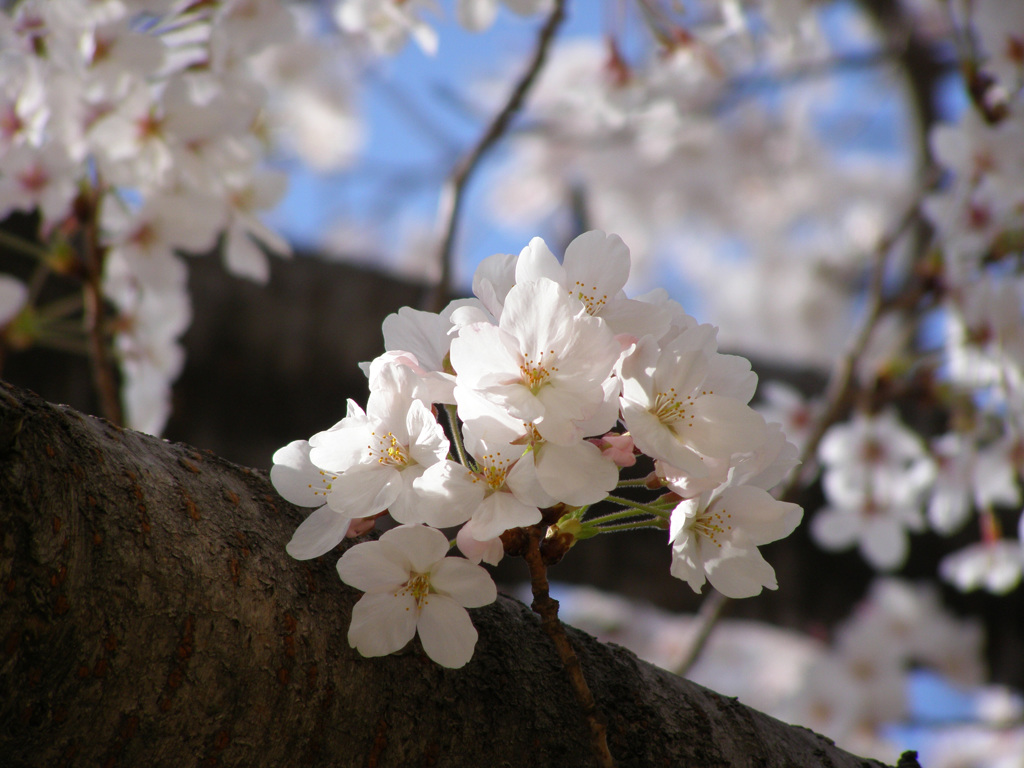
[81,191,123,426]
[674,589,729,678]
[523,523,615,768]
[780,193,925,503]
[427,0,567,313]
[678,193,928,678]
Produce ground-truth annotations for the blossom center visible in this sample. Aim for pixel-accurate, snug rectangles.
[475,449,514,491]
[519,349,559,393]
[652,388,695,428]
[573,281,608,315]
[306,469,337,498]
[692,506,733,547]
[368,430,409,467]
[398,573,432,608]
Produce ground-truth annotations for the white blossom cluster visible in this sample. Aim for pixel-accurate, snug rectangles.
[551,577,1009,765]
[761,392,1024,593]
[481,6,908,367]
[782,1,1024,595]
[271,230,802,667]
[0,0,362,435]
[333,0,550,55]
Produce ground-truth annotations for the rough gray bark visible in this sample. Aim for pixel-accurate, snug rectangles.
[0,381,918,768]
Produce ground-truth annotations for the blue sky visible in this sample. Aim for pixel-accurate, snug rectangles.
[267,0,918,305]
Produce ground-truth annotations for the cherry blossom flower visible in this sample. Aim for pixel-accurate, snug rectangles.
[445,430,554,541]
[455,523,504,565]
[271,438,359,561]
[755,380,818,454]
[928,431,1021,535]
[220,169,292,284]
[817,410,936,517]
[0,275,27,329]
[971,0,1024,93]
[368,299,485,405]
[108,282,191,435]
[307,373,465,527]
[511,231,672,340]
[0,140,78,224]
[337,524,497,668]
[455,0,550,32]
[811,412,935,570]
[619,324,766,483]
[939,540,1023,594]
[944,275,1024,404]
[333,0,439,56]
[811,483,927,571]
[668,423,802,598]
[450,276,620,446]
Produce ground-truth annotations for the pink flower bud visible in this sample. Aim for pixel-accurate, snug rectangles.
[589,432,637,467]
[345,513,385,538]
[457,524,504,565]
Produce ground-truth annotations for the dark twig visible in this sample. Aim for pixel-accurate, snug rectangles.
[81,191,123,426]
[677,195,927,676]
[426,0,567,313]
[674,589,729,678]
[523,524,615,768]
[780,193,925,503]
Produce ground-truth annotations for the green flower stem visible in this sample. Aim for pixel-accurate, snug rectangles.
[36,292,85,323]
[564,505,589,521]
[587,519,666,534]
[0,228,50,260]
[35,334,91,355]
[582,507,662,527]
[602,494,672,519]
[445,404,472,469]
[614,478,653,488]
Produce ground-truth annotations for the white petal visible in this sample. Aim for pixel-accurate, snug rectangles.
[861,519,908,570]
[712,486,802,545]
[927,485,971,535]
[669,498,700,544]
[471,491,540,541]
[381,306,451,372]
[449,322,521,389]
[686,396,767,460]
[457,0,497,32]
[327,463,402,518]
[514,236,564,287]
[562,230,630,304]
[429,558,497,607]
[457,522,504,565]
[810,507,861,551]
[379,524,451,573]
[387,465,430,524]
[704,544,778,598]
[223,223,270,283]
[0,275,27,327]
[412,460,485,529]
[670,534,707,593]
[535,440,618,505]
[406,399,449,466]
[417,595,478,668]
[348,592,418,658]
[504,452,558,509]
[270,440,329,508]
[471,251,517,318]
[621,398,708,477]
[337,540,410,592]
[286,505,352,560]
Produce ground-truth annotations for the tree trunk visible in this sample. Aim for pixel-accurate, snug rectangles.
[0,381,917,768]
